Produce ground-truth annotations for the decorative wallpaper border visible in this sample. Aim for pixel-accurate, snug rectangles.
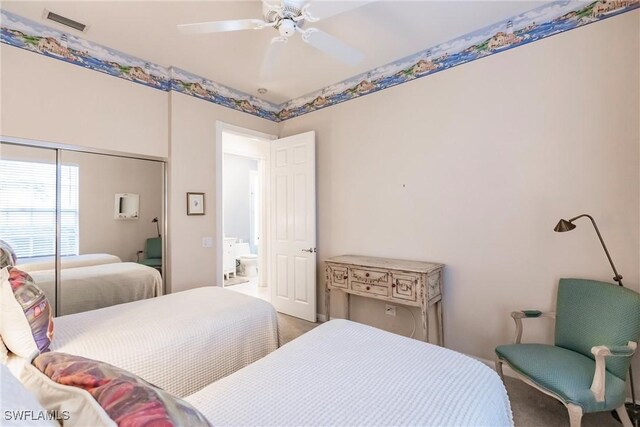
[0,9,280,121]
[0,9,171,90]
[1,1,638,123]
[170,67,280,121]
[277,0,639,120]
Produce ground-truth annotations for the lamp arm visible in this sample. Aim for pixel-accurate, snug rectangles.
[569,214,623,286]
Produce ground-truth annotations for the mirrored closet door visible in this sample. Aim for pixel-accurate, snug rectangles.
[58,151,164,316]
[0,141,166,317]
[0,142,60,312]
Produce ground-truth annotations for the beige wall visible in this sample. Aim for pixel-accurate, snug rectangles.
[0,44,168,158]
[167,92,278,293]
[281,10,640,379]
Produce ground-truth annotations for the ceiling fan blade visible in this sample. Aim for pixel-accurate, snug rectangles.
[260,37,287,82]
[304,0,376,21]
[303,29,364,66]
[177,19,266,34]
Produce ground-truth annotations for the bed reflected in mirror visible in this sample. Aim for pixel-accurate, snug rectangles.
[56,150,164,316]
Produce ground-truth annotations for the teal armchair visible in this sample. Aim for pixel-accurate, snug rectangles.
[495,278,640,427]
[137,237,162,271]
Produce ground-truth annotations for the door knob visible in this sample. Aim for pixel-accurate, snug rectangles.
[301,248,316,253]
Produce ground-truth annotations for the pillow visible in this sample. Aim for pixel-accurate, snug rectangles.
[1,364,58,426]
[0,240,17,268]
[33,352,211,427]
[0,267,53,360]
[17,359,114,427]
[0,335,9,365]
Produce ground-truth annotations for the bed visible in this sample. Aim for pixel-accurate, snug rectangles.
[27,262,162,316]
[15,253,122,273]
[186,319,513,426]
[44,286,279,398]
[51,286,278,397]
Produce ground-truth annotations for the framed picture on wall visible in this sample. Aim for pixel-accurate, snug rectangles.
[187,192,205,215]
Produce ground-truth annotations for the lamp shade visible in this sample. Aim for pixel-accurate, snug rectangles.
[554,219,576,232]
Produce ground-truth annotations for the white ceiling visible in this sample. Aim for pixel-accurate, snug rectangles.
[3,1,547,104]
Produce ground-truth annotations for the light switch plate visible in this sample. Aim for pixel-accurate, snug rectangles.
[202,237,213,248]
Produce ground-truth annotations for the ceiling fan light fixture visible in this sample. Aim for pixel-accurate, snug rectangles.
[257,88,268,95]
[278,19,296,37]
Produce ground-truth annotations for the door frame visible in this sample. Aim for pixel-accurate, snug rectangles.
[215,122,276,287]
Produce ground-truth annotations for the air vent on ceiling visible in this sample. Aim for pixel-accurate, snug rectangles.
[43,10,88,32]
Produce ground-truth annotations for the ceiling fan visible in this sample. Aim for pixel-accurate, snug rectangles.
[177,0,373,79]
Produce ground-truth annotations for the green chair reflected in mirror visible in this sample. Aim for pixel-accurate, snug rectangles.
[495,278,640,427]
[137,237,162,272]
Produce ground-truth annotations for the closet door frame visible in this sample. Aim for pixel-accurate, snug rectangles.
[1,136,168,316]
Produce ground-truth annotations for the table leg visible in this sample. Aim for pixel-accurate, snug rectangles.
[436,300,444,347]
[325,288,330,322]
[422,302,430,343]
[346,293,351,320]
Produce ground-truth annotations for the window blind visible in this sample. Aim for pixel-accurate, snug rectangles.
[0,159,79,259]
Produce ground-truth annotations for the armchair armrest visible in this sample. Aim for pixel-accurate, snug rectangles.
[590,341,637,402]
[511,310,556,344]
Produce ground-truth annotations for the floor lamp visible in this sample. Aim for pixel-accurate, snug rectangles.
[555,214,638,426]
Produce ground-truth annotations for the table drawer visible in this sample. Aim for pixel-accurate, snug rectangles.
[327,265,348,289]
[351,281,389,297]
[349,268,390,286]
[391,272,419,302]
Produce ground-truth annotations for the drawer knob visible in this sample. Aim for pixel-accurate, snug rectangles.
[365,273,370,278]
[392,283,396,288]
[366,286,370,290]
[343,275,348,280]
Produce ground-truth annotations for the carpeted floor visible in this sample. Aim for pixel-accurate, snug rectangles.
[276,314,622,427]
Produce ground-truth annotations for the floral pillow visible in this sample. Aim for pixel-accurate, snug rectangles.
[0,240,17,269]
[33,352,211,427]
[0,267,53,360]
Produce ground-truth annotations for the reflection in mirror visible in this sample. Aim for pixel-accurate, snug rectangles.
[114,193,140,220]
[57,150,164,316]
[0,142,60,313]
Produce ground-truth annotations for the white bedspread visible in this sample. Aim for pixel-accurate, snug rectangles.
[16,253,122,273]
[51,287,279,398]
[28,262,161,316]
[187,320,513,427]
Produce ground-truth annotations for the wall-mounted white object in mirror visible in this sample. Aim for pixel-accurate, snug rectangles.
[114,193,139,220]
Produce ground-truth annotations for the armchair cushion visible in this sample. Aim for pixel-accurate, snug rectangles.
[139,258,162,268]
[496,343,626,412]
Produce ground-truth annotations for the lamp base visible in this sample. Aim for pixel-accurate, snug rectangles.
[611,403,639,427]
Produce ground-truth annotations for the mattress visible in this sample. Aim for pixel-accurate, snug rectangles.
[51,286,279,398]
[28,262,161,316]
[15,253,122,273]
[186,320,513,427]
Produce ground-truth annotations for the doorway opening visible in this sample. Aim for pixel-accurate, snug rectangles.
[220,127,272,303]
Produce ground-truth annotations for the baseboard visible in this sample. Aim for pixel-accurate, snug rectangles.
[316,313,327,323]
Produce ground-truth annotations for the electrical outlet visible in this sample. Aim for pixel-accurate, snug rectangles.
[385,304,396,316]
[202,237,213,248]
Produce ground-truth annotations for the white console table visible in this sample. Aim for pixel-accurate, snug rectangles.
[325,255,445,346]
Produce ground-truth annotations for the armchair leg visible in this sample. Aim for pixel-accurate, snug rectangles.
[495,357,505,381]
[567,404,583,427]
[615,405,633,427]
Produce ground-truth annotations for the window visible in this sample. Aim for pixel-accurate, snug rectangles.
[0,159,79,259]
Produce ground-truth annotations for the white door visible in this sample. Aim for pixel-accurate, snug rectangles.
[270,131,316,322]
